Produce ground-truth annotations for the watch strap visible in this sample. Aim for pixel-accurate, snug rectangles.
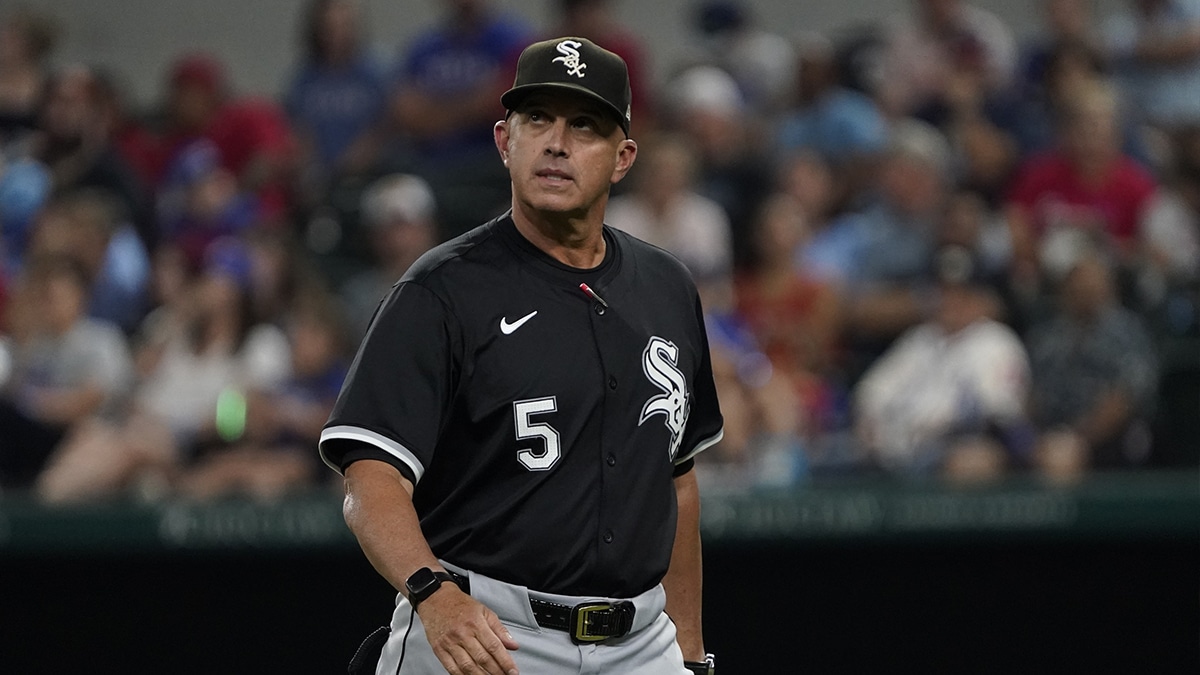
[683,653,715,675]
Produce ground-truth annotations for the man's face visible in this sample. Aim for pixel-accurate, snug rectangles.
[494,90,636,219]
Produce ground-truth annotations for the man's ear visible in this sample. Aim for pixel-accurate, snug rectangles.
[611,139,638,184]
[494,120,511,166]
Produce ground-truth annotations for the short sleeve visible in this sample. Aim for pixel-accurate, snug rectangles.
[319,281,458,479]
[674,295,724,465]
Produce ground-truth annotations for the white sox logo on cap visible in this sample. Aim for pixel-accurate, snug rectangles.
[552,40,586,78]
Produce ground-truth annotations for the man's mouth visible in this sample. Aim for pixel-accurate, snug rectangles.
[536,168,573,182]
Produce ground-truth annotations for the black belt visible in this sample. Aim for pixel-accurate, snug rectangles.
[446,571,636,644]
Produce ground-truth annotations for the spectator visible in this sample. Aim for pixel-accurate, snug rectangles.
[1104,0,1200,136]
[692,0,797,116]
[878,0,1018,119]
[842,118,954,364]
[1140,139,1200,300]
[0,254,132,491]
[36,238,290,502]
[1006,39,1152,165]
[1027,251,1158,477]
[552,0,654,133]
[387,0,532,237]
[699,306,808,489]
[782,150,872,285]
[339,173,439,339]
[177,288,349,499]
[157,139,259,272]
[32,64,154,248]
[1018,0,1102,97]
[854,244,1033,479]
[1005,78,1158,297]
[662,64,773,269]
[389,0,530,161]
[734,192,844,437]
[93,70,163,195]
[158,53,296,224]
[606,132,734,300]
[285,0,388,187]
[244,226,323,328]
[0,7,59,146]
[26,190,151,334]
[774,32,889,211]
[938,187,1013,284]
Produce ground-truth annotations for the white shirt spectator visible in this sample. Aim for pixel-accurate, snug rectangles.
[607,191,733,284]
[855,318,1030,471]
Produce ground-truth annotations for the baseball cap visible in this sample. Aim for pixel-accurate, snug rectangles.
[170,53,226,94]
[361,174,436,228]
[501,37,632,135]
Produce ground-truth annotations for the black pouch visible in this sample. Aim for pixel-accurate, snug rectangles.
[347,625,389,674]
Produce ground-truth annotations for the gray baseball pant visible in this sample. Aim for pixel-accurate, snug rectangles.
[375,564,691,674]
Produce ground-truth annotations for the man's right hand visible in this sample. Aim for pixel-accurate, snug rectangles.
[417,584,520,675]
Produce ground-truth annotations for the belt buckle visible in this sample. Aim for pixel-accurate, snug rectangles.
[569,602,633,644]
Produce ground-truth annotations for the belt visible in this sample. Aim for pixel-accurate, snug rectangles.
[445,571,636,644]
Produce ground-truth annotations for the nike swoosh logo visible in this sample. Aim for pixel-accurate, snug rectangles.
[500,310,538,335]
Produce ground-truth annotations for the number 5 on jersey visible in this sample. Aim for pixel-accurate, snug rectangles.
[513,397,561,471]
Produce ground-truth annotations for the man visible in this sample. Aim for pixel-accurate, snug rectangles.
[854,244,1033,479]
[320,37,722,675]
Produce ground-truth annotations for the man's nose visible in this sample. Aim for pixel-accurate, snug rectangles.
[543,119,569,156]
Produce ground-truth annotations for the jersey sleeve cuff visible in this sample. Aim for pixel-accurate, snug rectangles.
[319,425,426,482]
[674,427,723,466]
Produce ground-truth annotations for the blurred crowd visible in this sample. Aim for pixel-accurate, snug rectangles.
[0,0,1196,503]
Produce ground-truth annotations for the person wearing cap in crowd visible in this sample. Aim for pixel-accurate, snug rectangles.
[157,53,295,224]
[320,36,722,675]
[338,173,440,340]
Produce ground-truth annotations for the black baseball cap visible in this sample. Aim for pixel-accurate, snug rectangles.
[501,36,632,135]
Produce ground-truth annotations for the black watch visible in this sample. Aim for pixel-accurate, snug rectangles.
[684,653,715,675]
[404,567,456,608]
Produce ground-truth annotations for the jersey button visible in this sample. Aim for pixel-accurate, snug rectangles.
[606,454,616,467]
[594,303,606,316]
[608,375,618,390]
[603,530,614,544]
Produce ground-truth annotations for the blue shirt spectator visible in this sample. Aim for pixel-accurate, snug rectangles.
[286,57,386,171]
[285,0,387,174]
[392,1,532,162]
[776,88,888,162]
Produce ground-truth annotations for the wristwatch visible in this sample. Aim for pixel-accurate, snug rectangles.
[404,567,456,608]
[683,653,715,675]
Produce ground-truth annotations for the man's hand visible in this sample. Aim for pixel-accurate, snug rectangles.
[418,585,520,675]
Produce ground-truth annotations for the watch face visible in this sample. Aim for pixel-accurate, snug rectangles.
[405,568,439,599]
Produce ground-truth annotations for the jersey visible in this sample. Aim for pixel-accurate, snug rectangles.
[320,214,724,598]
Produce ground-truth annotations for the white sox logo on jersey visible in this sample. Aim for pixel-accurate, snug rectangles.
[639,337,690,459]
[552,40,587,78]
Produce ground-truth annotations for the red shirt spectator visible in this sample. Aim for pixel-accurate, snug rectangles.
[1008,150,1156,248]
[1005,78,1157,279]
[158,54,295,223]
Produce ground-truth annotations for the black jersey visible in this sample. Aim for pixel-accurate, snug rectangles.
[320,214,723,598]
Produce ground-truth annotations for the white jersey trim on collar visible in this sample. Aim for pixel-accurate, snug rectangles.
[320,425,425,482]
